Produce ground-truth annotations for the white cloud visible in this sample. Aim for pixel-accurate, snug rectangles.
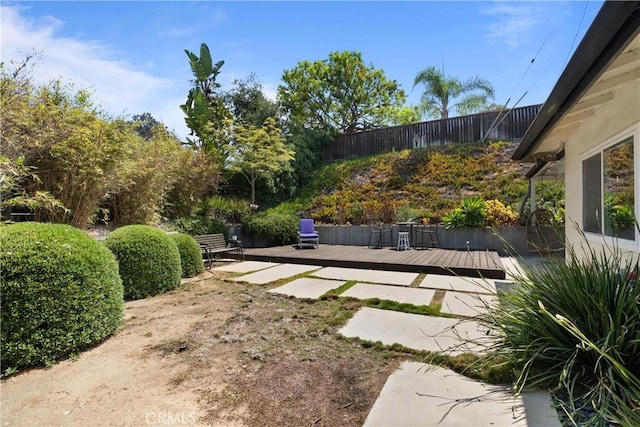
[481,3,541,48]
[0,5,190,139]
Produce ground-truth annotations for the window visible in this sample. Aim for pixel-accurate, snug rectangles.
[582,136,635,241]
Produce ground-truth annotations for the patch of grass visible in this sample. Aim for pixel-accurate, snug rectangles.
[318,281,358,299]
[354,337,516,384]
[363,298,440,316]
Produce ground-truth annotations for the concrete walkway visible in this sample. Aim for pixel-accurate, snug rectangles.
[364,361,560,427]
[214,259,562,426]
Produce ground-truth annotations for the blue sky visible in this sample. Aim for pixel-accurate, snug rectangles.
[1,1,604,140]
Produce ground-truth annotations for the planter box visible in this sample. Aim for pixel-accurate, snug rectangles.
[229,224,564,256]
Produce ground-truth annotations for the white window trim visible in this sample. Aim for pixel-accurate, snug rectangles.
[580,124,640,251]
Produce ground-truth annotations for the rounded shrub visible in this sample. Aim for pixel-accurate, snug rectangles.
[168,233,205,278]
[0,222,124,372]
[103,225,182,300]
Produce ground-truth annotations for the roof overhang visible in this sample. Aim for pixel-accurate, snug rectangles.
[513,1,640,164]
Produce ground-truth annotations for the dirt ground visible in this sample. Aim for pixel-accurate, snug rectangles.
[1,267,411,427]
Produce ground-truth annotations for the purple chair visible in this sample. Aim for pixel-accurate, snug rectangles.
[297,219,319,249]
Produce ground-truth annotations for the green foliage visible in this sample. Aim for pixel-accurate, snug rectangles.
[442,208,466,229]
[103,225,182,300]
[169,216,229,240]
[394,205,422,223]
[477,242,640,425]
[1,56,128,228]
[223,73,279,127]
[484,199,519,226]
[2,53,197,228]
[413,65,495,119]
[163,149,222,220]
[274,142,528,225]
[229,117,294,204]
[197,196,249,224]
[242,213,298,246]
[168,233,205,278]
[287,125,336,190]
[107,123,185,225]
[279,50,407,133]
[0,222,123,371]
[180,43,232,159]
[534,180,565,224]
[442,197,486,229]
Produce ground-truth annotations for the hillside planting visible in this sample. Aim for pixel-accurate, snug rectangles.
[280,141,552,225]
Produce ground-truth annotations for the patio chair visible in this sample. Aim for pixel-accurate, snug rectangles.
[298,218,319,249]
[415,224,440,249]
[368,223,392,248]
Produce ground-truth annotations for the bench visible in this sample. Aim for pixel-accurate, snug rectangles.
[193,234,244,269]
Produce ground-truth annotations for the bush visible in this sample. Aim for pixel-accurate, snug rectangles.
[442,197,486,229]
[169,233,205,278]
[477,241,640,425]
[196,196,249,224]
[0,222,123,372]
[484,199,519,227]
[242,213,298,246]
[103,225,182,300]
[169,216,229,240]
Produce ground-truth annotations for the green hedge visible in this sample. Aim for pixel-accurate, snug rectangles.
[169,233,205,278]
[104,225,182,300]
[0,222,124,372]
[242,213,298,246]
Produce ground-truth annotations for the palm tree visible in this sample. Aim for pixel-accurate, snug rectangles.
[413,66,495,119]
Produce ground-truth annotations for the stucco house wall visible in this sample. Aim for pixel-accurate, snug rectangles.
[564,79,640,258]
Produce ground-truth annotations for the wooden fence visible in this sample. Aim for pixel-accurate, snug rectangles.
[322,104,542,162]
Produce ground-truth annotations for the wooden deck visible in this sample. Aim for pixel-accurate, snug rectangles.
[239,245,506,279]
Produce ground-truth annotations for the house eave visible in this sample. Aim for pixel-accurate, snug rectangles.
[512,1,640,161]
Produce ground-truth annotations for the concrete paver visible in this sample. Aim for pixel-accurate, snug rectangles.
[440,291,497,317]
[339,307,486,355]
[312,266,418,286]
[267,277,346,299]
[231,263,321,285]
[341,284,435,306]
[501,256,527,281]
[222,257,561,426]
[364,361,561,427]
[212,261,279,273]
[419,273,497,293]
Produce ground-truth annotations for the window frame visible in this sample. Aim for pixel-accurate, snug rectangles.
[580,125,639,250]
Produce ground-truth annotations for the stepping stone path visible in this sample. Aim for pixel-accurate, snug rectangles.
[267,277,345,299]
[338,307,486,355]
[215,259,561,426]
[364,361,561,427]
[213,260,279,273]
[342,284,435,306]
[312,266,418,286]
[229,263,321,285]
[440,291,497,317]
[419,273,497,293]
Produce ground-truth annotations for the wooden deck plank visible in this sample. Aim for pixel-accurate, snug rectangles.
[238,245,505,279]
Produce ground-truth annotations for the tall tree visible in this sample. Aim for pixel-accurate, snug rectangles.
[224,73,279,127]
[413,66,495,119]
[131,112,162,140]
[180,43,231,158]
[228,117,294,205]
[278,51,406,133]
